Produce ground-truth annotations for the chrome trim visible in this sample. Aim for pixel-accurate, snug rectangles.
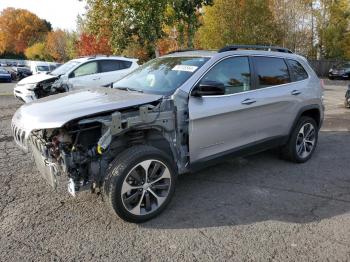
[11,122,28,151]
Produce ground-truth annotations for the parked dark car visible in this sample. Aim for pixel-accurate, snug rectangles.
[345,85,350,108]
[0,67,12,82]
[11,66,32,80]
[329,62,350,80]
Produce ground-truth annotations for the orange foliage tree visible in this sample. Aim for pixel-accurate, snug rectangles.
[46,30,70,62]
[0,8,50,54]
[76,33,112,56]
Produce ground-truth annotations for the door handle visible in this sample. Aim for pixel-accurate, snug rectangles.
[93,77,100,80]
[241,98,256,105]
[291,90,301,96]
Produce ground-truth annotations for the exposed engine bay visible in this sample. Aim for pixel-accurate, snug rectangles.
[27,97,189,195]
[33,77,68,99]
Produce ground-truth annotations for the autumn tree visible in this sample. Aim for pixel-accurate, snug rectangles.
[46,30,72,62]
[76,33,112,56]
[197,0,280,49]
[0,8,50,55]
[271,0,315,56]
[25,42,50,60]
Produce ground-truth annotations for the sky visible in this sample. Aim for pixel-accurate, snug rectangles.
[0,0,87,31]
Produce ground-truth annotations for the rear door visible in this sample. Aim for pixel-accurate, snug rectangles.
[250,56,304,138]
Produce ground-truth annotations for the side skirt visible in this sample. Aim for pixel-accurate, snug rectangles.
[189,136,288,173]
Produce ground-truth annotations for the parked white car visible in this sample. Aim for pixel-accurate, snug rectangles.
[29,61,51,75]
[14,56,139,103]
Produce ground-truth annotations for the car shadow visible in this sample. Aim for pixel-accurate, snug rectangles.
[142,131,350,229]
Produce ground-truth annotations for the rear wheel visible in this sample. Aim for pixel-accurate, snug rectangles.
[103,145,176,223]
[281,116,318,163]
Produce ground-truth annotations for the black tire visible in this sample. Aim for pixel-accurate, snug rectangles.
[103,145,177,223]
[281,116,318,163]
[345,100,350,108]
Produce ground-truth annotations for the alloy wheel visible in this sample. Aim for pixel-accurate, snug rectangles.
[296,122,316,159]
[121,160,171,216]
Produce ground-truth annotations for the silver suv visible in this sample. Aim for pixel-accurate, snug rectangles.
[12,45,324,223]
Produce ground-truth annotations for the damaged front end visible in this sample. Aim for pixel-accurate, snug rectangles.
[33,77,69,99]
[12,96,188,196]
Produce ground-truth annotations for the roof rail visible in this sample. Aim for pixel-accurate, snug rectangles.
[218,45,293,54]
[166,49,199,55]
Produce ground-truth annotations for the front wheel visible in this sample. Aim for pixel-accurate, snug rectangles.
[103,145,176,223]
[281,116,318,163]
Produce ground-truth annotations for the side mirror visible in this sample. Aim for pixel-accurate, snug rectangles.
[192,80,225,97]
[68,72,75,78]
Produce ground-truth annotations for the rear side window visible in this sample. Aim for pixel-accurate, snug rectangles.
[120,60,132,69]
[287,59,308,81]
[99,60,132,73]
[253,57,290,88]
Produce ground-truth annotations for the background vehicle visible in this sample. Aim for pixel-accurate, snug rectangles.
[14,56,139,103]
[0,67,12,82]
[329,62,350,80]
[11,45,323,223]
[30,61,51,74]
[345,85,350,108]
[11,66,32,81]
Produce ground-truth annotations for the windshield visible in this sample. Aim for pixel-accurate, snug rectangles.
[37,65,50,72]
[50,60,81,76]
[113,56,209,95]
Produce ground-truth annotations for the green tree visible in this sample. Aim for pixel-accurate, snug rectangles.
[197,0,281,49]
[85,0,168,58]
[167,0,213,48]
[25,42,50,60]
[317,0,350,59]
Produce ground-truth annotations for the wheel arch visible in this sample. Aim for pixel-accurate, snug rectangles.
[122,128,175,162]
[289,105,322,137]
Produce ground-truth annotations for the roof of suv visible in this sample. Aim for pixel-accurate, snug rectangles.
[163,46,305,61]
[71,56,138,63]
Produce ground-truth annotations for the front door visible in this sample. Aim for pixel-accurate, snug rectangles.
[68,61,99,90]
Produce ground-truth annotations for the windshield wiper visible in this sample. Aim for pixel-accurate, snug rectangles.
[114,86,143,93]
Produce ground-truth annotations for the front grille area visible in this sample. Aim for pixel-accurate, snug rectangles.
[11,123,28,151]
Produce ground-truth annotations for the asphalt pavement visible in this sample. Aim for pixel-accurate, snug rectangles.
[0,82,349,261]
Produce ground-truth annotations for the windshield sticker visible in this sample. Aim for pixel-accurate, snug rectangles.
[172,65,198,72]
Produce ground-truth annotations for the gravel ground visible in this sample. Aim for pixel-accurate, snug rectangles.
[0,82,349,261]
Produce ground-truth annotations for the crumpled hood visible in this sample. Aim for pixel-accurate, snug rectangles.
[12,88,163,135]
[17,73,57,85]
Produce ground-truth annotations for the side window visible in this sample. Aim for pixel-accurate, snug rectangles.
[99,60,133,73]
[253,57,291,88]
[72,61,98,77]
[287,59,308,81]
[120,61,132,69]
[202,57,251,95]
[99,60,121,72]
